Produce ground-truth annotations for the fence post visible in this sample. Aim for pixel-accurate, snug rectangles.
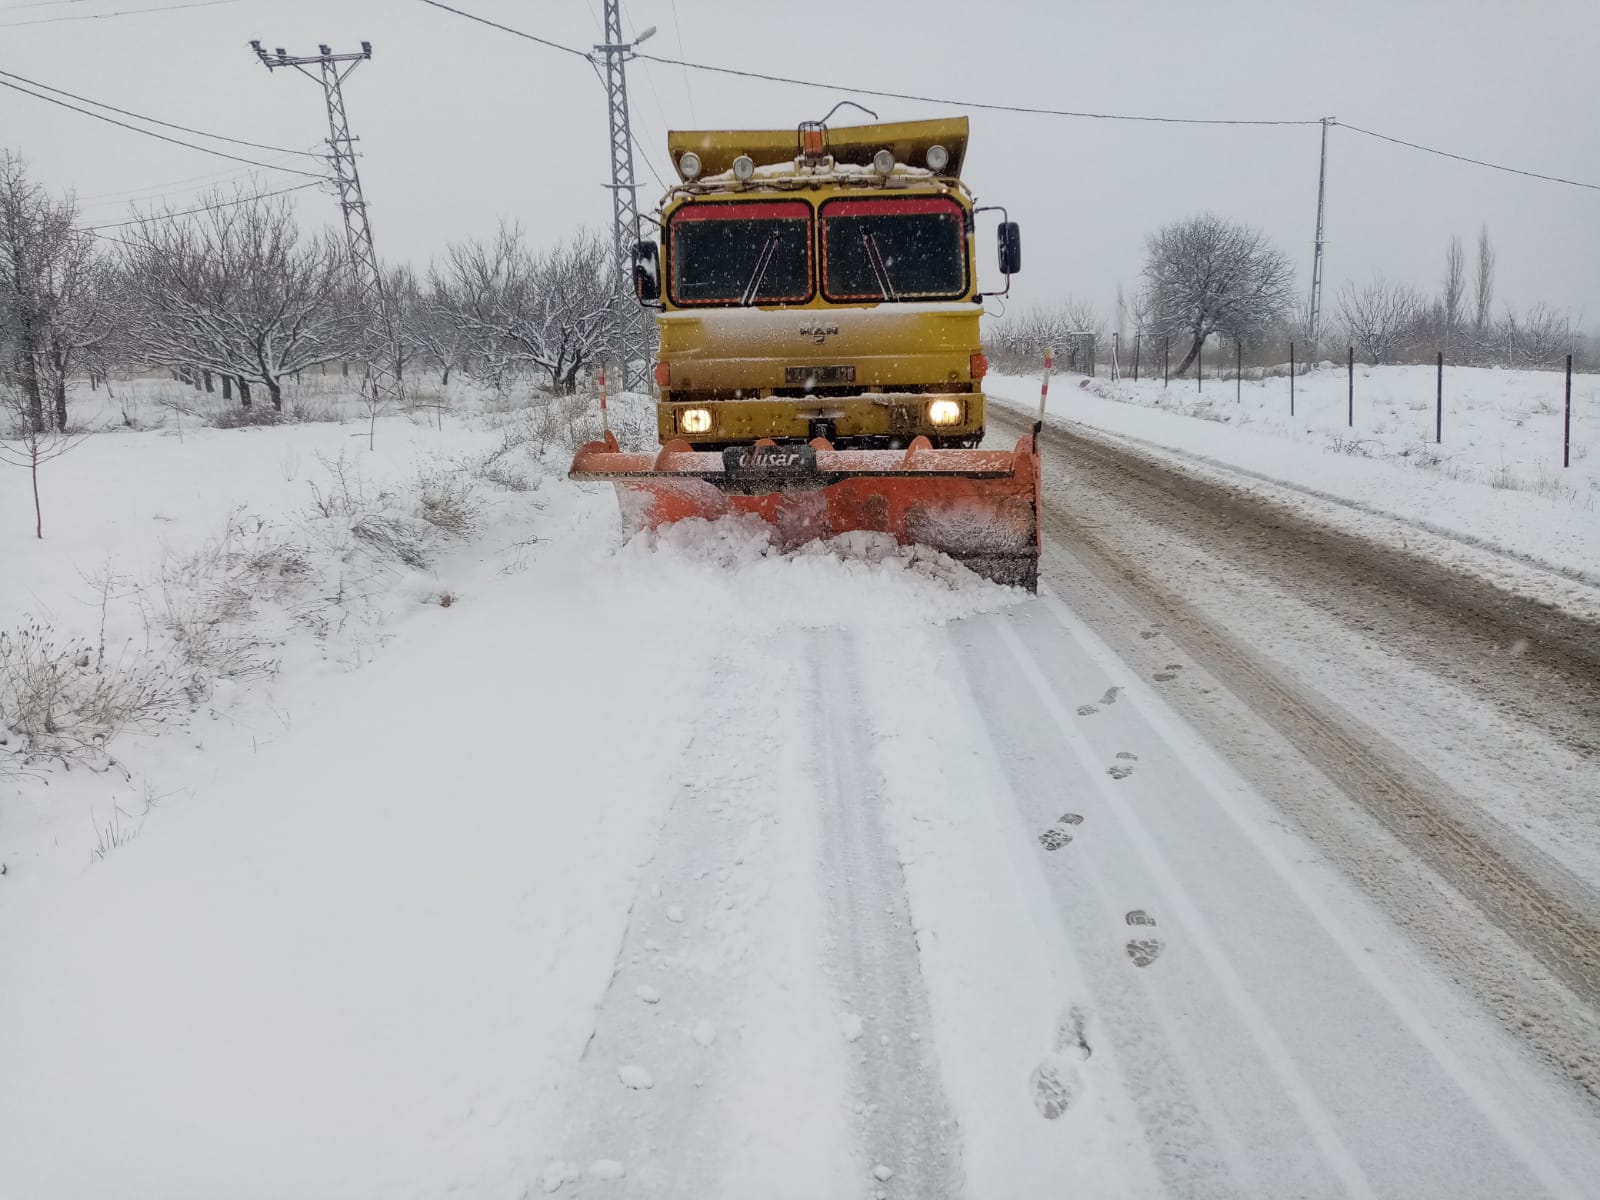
[1163,336,1170,387]
[1435,351,1443,444]
[1347,345,1354,428]
[1089,334,1096,381]
[1236,339,1242,403]
[1290,342,1295,416]
[1111,332,1119,381]
[1133,332,1141,382]
[1565,353,1573,468]
[1198,334,1203,393]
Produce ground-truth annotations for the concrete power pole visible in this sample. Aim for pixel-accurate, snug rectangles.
[250,40,400,406]
[594,3,655,390]
[1308,116,1334,362]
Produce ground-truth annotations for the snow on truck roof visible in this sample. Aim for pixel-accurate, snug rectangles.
[667,116,969,181]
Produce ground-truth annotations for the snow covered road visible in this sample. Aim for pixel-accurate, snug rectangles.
[5,409,1600,1197]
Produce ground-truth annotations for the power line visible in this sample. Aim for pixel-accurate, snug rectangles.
[631,50,1321,128]
[0,66,321,157]
[667,0,695,122]
[82,180,324,230]
[76,154,314,204]
[0,76,328,177]
[414,0,589,58]
[412,0,1600,193]
[0,0,239,28]
[1338,121,1600,193]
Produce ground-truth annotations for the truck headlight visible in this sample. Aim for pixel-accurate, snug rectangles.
[679,407,712,434]
[927,399,963,426]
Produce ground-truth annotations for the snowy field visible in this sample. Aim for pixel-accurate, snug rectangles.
[4,372,1599,1198]
[989,363,1599,603]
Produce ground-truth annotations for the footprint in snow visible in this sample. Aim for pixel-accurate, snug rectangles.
[1076,704,1100,717]
[1126,937,1164,968]
[1165,663,1184,671]
[1153,672,1178,682]
[1038,826,1074,851]
[1038,813,1083,850]
[1140,630,1159,640]
[1100,686,1122,706]
[1115,751,1138,761]
[1106,764,1134,781]
[1030,1006,1092,1120]
[1125,909,1157,927]
[617,1065,654,1090]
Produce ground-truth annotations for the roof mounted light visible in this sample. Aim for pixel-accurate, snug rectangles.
[732,154,755,182]
[678,151,702,180]
[926,143,950,172]
[872,148,895,176]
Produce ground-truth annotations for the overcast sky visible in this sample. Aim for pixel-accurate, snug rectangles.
[5,0,1597,328]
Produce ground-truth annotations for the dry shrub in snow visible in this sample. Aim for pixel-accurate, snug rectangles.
[0,624,182,764]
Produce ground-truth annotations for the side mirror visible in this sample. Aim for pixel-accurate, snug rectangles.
[632,240,660,303]
[997,222,1022,276]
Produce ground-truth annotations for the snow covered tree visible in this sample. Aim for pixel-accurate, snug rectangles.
[429,225,615,393]
[1497,303,1574,368]
[1139,214,1295,375]
[117,188,356,411]
[0,151,101,433]
[1337,277,1425,365]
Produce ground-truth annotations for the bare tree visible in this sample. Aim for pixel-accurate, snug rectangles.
[1336,277,1425,365]
[1441,235,1465,353]
[1337,277,1425,365]
[430,225,615,394]
[117,187,355,412]
[0,380,89,538]
[983,299,1104,375]
[0,152,86,433]
[1473,225,1496,336]
[1140,214,1296,375]
[1498,303,1574,368]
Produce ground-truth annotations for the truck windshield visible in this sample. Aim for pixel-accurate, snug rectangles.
[820,196,967,302]
[669,201,813,306]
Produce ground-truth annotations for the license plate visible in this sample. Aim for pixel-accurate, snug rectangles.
[785,365,855,386]
[722,444,818,476]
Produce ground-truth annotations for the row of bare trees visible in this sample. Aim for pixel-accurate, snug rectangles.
[1335,229,1579,368]
[988,212,1588,375]
[1,153,621,435]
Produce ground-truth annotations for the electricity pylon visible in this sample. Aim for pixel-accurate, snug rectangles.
[251,40,400,406]
[594,4,655,390]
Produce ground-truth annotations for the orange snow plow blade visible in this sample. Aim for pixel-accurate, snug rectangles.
[570,434,1041,590]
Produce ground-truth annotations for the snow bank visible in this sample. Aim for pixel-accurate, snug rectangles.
[989,365,1600,610]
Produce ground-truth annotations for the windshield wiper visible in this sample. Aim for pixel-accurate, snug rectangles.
[740,232,780,306]
[860,230,898,302]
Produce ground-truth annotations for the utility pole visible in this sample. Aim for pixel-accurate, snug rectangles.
[251,40,400,407]
[593,4,655,390]
[1308,116,1334,362]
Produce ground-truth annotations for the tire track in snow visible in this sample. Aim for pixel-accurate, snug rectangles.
[851,623,1170,1197]
[810,631,961,1198]
[989,616,1380,1199]
[1034,593,1590,1200]
[543,644,854,1198]
[947,629,1268,1199]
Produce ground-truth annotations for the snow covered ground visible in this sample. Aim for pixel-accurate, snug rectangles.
[988,364,1599,610]
[4,372,1598,1197]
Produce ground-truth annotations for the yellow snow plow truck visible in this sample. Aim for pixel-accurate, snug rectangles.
[569,114,1040,589]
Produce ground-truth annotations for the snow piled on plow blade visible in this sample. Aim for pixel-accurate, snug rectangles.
[617,514,1023,625]
[571,433,1042,590]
